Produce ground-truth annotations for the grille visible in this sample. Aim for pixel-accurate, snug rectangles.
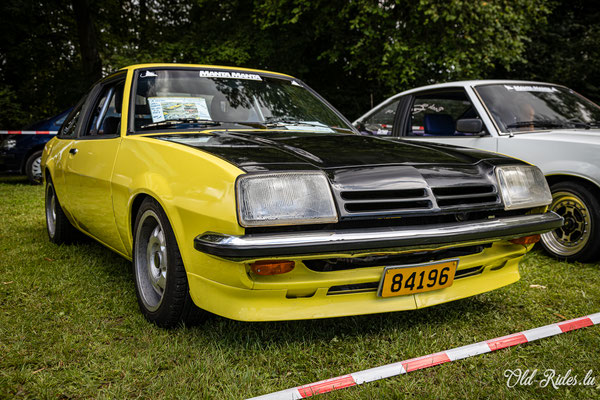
[338,184,500,216]
[340,188,432,214]
[433,185,499,208]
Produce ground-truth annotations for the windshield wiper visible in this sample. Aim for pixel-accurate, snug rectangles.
[140,118,222,130]
[506,120,567,129]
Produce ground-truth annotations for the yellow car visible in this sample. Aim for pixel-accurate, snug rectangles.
[42,64,562,328]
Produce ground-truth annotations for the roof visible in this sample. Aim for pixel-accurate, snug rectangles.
[395,79,563,97]
[118,63,295,79]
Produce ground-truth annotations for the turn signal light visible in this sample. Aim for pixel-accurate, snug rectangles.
[251,260,295,276]
[510,234,541,245]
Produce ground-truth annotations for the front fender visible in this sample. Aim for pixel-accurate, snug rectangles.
[111,135,246,284]
[541,160,600,190]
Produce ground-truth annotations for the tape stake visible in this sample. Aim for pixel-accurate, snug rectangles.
[247,312,600,400]
[0,130,58,135]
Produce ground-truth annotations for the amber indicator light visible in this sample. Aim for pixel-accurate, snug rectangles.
[510,234,541,245]
[251,260,295,276]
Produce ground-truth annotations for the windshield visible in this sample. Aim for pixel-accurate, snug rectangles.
[475,84,600,133]
[131,69,352,133]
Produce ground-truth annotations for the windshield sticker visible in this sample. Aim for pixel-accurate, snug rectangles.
[165,136,213,145]
[148,97,210,123]
[198,70,262,81]
[283,122,334,133]
[140,71,158,78]
[504,85,559,93]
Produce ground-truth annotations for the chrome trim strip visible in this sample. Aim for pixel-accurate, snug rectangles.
[194,212,563,261]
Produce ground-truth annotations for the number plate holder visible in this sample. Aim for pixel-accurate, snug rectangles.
[377,259,459,298]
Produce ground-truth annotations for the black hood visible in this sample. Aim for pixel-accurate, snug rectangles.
[153,130,516,171]
[154,130,521,219]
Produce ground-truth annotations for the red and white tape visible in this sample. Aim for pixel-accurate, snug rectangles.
[248,312,600,399]
[0,130,58,135]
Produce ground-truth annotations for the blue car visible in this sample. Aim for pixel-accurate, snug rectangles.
[0,108,71,184]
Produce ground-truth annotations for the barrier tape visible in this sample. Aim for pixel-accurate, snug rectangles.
[0,130,58,135]
[247,312,600,399]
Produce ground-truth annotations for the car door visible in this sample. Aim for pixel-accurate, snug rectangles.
[63,74,127,254]
[398,88,498,152]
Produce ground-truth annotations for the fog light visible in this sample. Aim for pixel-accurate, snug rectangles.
[251,260,295,276]
[510,234,541,245]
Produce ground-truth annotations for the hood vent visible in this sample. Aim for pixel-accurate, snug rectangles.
[433,185,499,208]
[340,188,432,213]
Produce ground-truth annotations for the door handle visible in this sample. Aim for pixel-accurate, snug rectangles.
[69,148,78,155]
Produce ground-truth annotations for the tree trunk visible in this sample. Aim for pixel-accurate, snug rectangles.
[72,0,102,85]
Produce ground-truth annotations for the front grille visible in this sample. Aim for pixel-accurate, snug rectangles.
[432,185,499,208]
[337,184,500,217]
[340,188,432,213]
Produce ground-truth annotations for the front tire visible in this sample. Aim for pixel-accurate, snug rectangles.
[540,181,600,262]
[25,150,43,185]
[133,198,206,328]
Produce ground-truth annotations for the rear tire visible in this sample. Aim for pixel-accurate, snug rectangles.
[25,150,43,185]
[45,176,79,244]
[132,198,207,328]
[540,181,600,262]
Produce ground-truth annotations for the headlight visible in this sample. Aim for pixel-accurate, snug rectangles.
[237,172,338,227]
[496,165,552,210]
[2,139,17,150]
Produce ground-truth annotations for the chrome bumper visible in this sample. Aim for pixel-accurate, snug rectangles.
[194,212,563,261]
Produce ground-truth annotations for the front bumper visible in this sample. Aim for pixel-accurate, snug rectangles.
[194,212,563,260]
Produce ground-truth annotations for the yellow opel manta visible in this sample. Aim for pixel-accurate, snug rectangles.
[42,64,562,327]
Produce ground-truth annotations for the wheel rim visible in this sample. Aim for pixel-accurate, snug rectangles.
[135,210,168,312]
[45,183,56,237]
[31,156,42,181]
[541,190,591,256]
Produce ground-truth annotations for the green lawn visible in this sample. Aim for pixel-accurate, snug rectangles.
[1,173,599,399]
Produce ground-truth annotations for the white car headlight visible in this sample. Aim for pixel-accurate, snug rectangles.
[237,172,338,227]
[2,139,17,150]
[496,165,552,210]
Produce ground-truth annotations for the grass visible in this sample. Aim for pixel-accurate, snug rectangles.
[1,172,599,399]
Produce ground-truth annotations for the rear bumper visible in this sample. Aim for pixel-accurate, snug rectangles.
[194,212,562,260]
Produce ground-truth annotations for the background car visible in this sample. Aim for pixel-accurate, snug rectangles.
[354,80,600,262]
[43,66,560,328]
[0,108,71,184]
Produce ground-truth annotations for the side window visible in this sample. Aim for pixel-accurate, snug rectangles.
[84,80,125,137]
[407,90,482,137]
[360,99,400,135]
[59,98,86,139]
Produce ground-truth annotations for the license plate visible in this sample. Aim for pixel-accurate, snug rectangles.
[378,259,458,298]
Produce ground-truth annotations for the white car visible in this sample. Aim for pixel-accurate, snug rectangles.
[354,80,600,262]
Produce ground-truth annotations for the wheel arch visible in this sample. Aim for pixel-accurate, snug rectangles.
[21,143,47,173]
[545,174,600,197]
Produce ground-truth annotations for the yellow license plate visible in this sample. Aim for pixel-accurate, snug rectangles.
[378,260,458,298]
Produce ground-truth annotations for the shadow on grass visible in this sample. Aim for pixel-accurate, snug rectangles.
[199,296,502,348]
[0,172,31,185]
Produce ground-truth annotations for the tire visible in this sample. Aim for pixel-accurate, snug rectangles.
[132,198,207,328]
[25,150,43,185]
[540,181,600,262]
[45,176,79,244]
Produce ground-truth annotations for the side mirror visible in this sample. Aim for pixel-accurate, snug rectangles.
[354,121,365,131]
[456,118,483,134]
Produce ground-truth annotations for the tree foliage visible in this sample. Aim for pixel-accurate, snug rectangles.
[0,0,594,128]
